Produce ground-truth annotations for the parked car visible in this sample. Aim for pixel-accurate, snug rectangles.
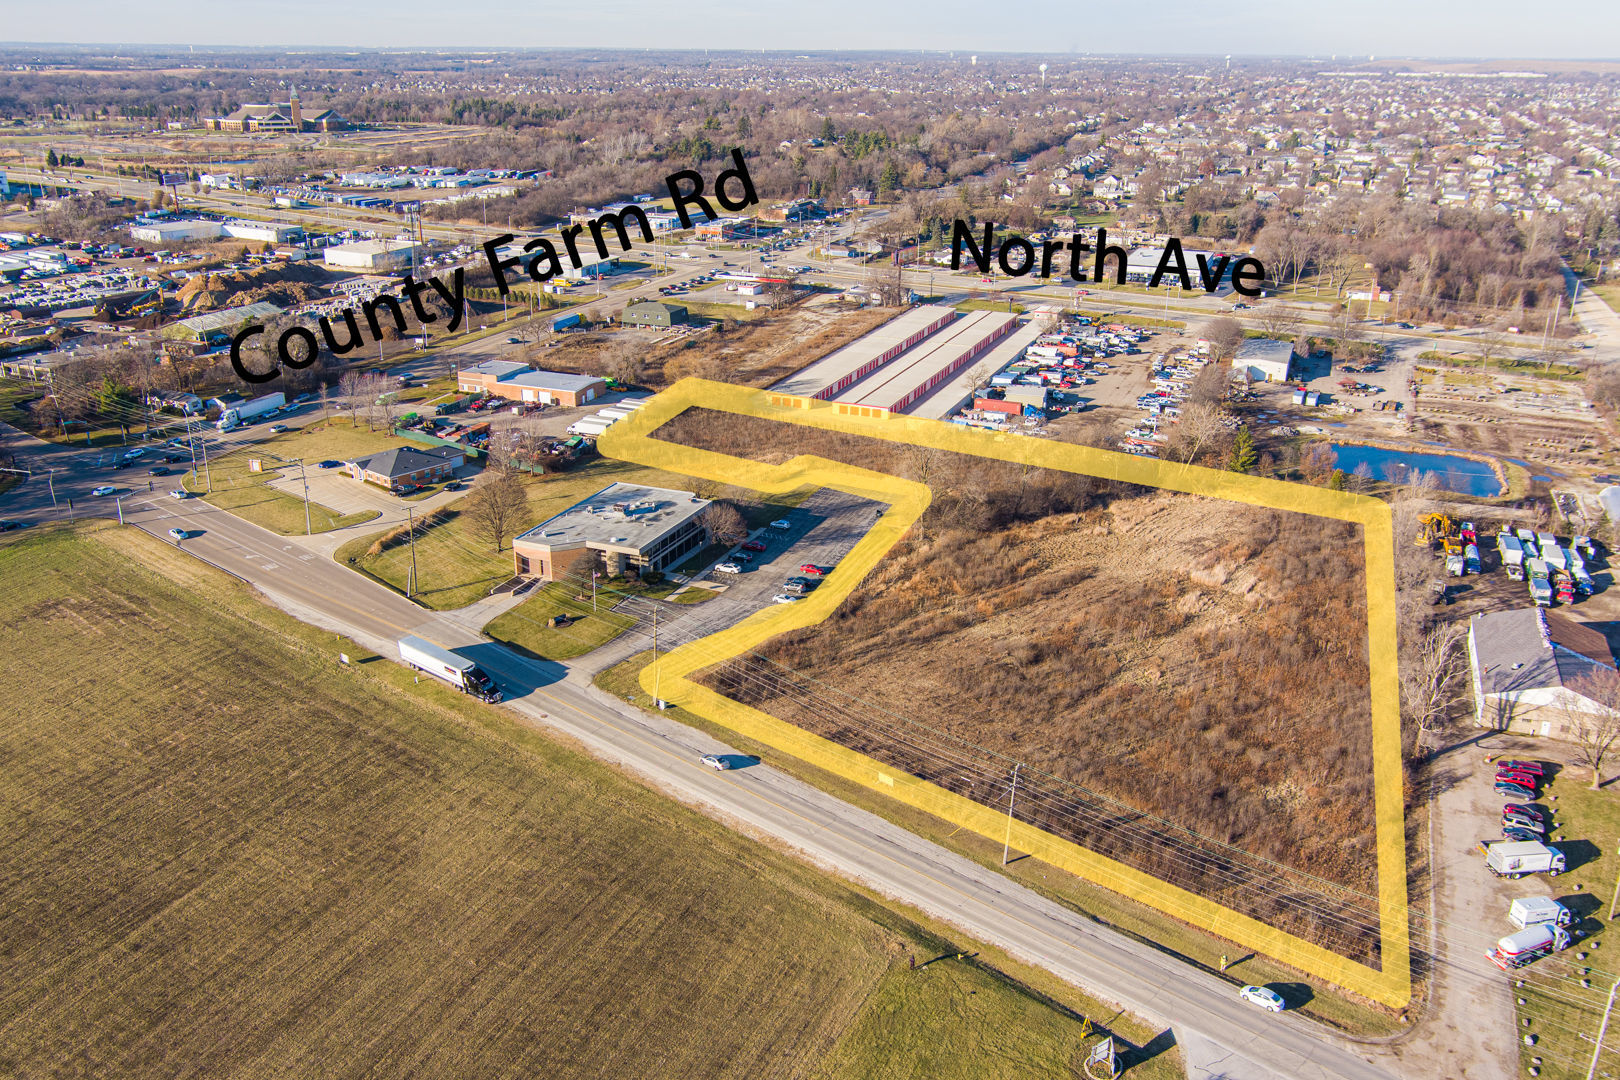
[1495,781,1537,799]
[741,540,766,552]
[699,754,731,771]
[1503,803,1549,825]
[714,562,742,574]
[317,460,342,469]
[799,563,825,575]
[444,480,462,492]
[1503,812,1547,834]
[1496,769,1540,790]
[1239,985,1286,1012]
[771,593,802,604]
[91,485,116,496]
[731,551,754,563]
[769,519,790,530]
[1499,760,1545,777]
[1503,826,1545,843]
[395,484,420,495]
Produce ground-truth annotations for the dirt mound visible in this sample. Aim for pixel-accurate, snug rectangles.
[174,262,334,314]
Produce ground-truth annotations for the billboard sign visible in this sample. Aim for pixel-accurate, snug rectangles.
[159,172,187,187]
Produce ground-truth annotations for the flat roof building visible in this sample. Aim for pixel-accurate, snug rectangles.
[771,307,957,400]
[323,239,427,272]
[512,482,711,582]
[130,219,223,244]
[457,360,607,406]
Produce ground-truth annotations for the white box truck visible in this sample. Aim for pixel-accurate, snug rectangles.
[216,391,285,431]
[398,635,503,703]
[1509,897,1571,929]
[1498,534,1525,581]
[1485,840,1566,879]
[1487,923,1570,970]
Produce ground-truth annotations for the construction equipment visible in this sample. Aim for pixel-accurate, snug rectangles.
[1415,512,1461,551]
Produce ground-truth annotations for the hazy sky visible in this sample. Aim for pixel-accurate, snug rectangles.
[7,0,1618,60]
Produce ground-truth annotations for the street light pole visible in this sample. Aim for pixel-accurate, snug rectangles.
[1589,975,1620,1080]
[299,459,312,536]
[1002,763,1023,866]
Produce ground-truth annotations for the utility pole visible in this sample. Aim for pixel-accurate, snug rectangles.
[1608,840,1620,920]
[1002,763,1023,866]
[1589,975,1620,1080]
[406,506,420,598]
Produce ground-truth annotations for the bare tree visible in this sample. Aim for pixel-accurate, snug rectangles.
[463,466,528,553]
[1200,316,1244,361]
[1255,302,1303,340]
[1400,622,1468,755]
[338,370,366,423]
[701,501,750,547]
[1166,402,1229,465]
[1301,442,1338,485]
[1564,668,1620,788]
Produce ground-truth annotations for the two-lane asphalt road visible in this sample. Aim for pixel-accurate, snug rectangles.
[38,482,1410,1080]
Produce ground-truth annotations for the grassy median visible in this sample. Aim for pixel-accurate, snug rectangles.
[0,521,1170,1080]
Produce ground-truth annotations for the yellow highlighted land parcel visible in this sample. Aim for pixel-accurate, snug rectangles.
[598,378,1410,1008]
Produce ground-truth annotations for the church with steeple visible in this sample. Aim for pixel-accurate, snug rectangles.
[206,86,348,133]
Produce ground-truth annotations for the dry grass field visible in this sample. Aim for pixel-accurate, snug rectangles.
[0,523,1170,1080]
[654,409,1381,963]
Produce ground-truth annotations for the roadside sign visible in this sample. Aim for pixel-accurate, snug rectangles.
[159,172,187,187]
[1084,1037,1120,1079]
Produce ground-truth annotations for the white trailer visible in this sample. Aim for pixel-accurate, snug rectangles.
[216,391,285,431]
[1509,897,1571,929]
[398,635,502,703]
[594,408,631,421]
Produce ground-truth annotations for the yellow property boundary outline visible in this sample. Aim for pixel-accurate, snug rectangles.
[598,377,1410,1008]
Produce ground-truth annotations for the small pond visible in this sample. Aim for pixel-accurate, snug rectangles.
[1326,444,1503,497]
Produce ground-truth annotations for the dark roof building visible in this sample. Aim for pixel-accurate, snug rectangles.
[345,445,464,490]
[207,86,348,133]
[622,301,688,328]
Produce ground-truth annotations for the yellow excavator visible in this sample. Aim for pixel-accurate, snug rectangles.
[1415,513,1464,554]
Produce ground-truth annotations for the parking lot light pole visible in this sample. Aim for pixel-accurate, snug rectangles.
[1002,763,1023,866]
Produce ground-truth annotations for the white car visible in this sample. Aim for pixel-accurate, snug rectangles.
[769,519,790,530]
[121,447,146,460]
[771,593,801,604]
[167,528,188,541]
[91,485,116,496]
[268,424,289,434]
[700,754,731,771]
[168,489,191,500]
[714,562,742,574]
[1239,985,1285,1012]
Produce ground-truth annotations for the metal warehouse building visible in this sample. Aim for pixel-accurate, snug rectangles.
[770,306,957,400]
[322,239,428,272]
[622,301,688,327]
[908,318,1045,420]
[836,310,1019,417]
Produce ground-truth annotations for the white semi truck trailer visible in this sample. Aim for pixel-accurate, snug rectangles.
[399,635,503,703]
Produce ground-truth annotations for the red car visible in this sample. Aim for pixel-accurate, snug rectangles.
[741,540,766,552]
[799,563,825,575]
[1496,769,1539,789]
